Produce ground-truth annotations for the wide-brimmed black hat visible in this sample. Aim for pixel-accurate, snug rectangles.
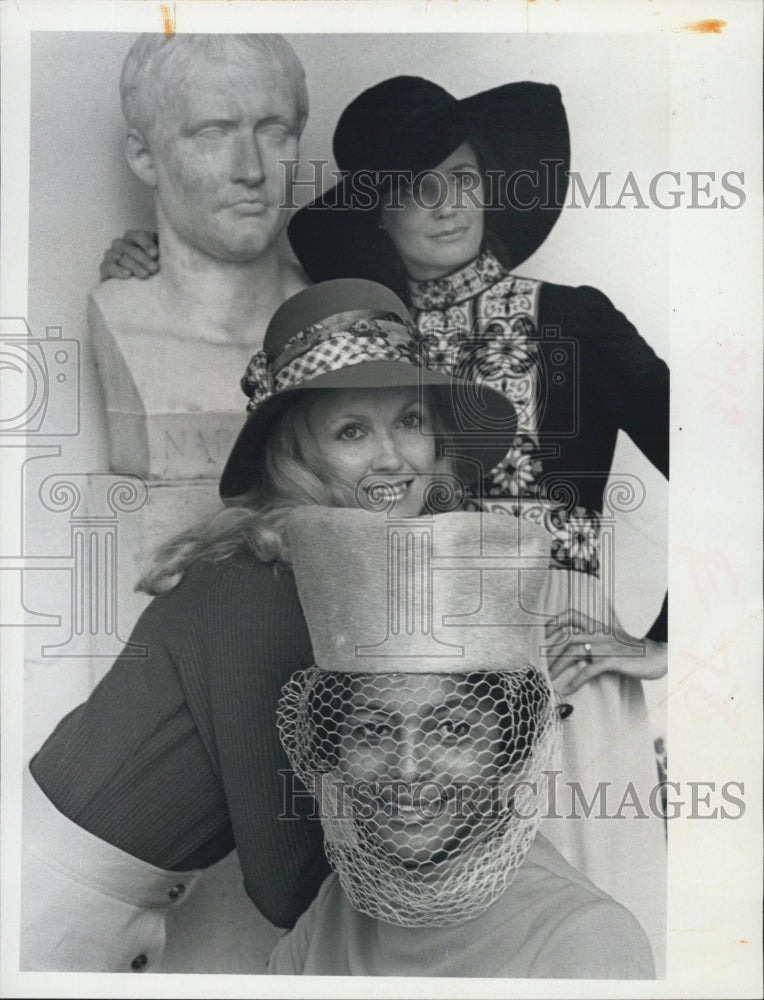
[288,76,570,295]
[219,279,517,499]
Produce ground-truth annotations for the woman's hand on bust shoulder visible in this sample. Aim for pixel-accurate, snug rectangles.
[99,230,160,282]
[544,608,667,696]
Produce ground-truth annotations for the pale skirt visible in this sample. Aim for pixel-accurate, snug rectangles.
[539,565,667,975]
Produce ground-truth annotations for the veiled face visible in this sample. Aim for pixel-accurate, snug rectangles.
[380,142,485,281]
[279,661,556,925]
[335,673,510,869]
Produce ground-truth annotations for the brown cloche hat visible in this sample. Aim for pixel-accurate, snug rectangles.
[219,279,518,499]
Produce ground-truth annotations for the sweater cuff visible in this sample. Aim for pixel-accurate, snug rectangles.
[21,764,201,972]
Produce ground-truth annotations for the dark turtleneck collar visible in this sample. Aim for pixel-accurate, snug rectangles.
[407,249,509,311]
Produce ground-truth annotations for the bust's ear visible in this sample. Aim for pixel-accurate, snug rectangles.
[125,129,157,188]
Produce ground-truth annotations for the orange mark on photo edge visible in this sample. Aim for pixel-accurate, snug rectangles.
[681,18,727,33]
[160,3,175,38]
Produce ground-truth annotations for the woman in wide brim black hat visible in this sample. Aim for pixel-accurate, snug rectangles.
[288,76,670,969]
[288,76,570,303]
[100,78,568,296]
[288,76,668,513]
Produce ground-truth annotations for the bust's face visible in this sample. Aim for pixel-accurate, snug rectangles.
[148,53,301,262]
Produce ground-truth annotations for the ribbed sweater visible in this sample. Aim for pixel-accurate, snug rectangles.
[30,553,330,929]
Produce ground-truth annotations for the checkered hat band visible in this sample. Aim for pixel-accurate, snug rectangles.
[273,310,417,372]
[242,316,422,414]
[276,334,415,392]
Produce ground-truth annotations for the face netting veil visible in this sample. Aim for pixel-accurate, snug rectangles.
[277,666,561,927]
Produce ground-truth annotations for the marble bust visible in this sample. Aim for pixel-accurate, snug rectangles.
[90,34,308,480]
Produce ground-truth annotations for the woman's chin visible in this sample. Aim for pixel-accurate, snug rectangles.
[364,819,469,871]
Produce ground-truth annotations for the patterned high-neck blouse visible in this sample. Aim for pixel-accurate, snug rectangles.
[410,250,544,502]
[408,249,669,612]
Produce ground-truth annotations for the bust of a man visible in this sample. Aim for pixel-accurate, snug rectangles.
[90,34,309,479]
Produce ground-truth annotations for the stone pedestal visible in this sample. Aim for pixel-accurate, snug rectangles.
[89,290,253,481]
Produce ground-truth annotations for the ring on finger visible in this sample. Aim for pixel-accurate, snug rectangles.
[582,641,593,665]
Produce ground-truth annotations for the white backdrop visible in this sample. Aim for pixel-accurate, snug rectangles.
[3,2,762,997]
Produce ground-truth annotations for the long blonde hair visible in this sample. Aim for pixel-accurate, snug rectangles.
[138,387,457,595]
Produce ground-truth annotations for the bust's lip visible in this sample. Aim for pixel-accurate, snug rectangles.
[228,199,267,212]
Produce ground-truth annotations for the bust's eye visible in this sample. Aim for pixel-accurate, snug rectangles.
[258,123,291,140]
[195,125,228,139]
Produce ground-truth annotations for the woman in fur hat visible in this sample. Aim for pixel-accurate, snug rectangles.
[269,506,655,978]
[24,279,518,971]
